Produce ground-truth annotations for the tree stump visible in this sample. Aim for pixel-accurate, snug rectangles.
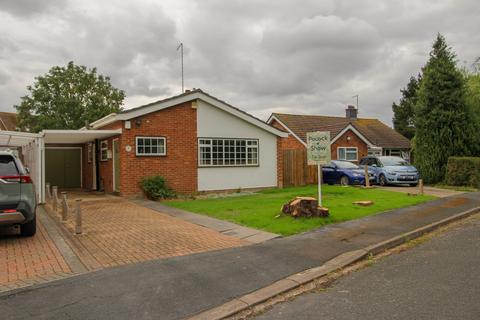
[281,197,329,218]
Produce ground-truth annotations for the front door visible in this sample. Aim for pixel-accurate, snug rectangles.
[113,139,120,193]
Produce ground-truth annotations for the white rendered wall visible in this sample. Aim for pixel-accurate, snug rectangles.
[197,100,278,191]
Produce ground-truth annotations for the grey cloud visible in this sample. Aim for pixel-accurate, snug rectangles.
[1,0,479,127]
[0,0,66,16]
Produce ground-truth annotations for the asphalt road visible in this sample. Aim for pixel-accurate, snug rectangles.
[255,214,480,320]
[0,193,478,320]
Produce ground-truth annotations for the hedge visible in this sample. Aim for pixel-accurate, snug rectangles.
[444,157,480,188]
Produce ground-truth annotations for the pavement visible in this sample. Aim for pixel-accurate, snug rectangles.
[0,191,478,319]
[255,213,480,320]
[133,199,279,243]
[376,185,463,198]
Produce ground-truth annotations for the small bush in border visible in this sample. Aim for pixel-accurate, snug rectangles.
[140,175,176,200]
[445,157,480,188]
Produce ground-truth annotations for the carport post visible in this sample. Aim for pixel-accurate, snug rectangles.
[75,199,82,235]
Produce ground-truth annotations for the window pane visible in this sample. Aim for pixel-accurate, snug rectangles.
[346,148,357,161]
[338,148,346,160]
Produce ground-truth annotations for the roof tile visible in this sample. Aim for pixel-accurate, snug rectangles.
[272,113,410,149]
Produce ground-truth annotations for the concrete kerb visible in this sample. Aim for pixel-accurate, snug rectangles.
[188,206,480,320]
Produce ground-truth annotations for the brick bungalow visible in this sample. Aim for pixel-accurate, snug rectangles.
[268,105,411,163]
[42,89,288,197]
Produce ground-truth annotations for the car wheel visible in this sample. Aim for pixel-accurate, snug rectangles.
[379,174,387,186]
[20,215,36,237]
[340,176,350,186]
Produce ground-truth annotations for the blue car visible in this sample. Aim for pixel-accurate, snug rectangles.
[359,156,419,186]
[322,160,375,186]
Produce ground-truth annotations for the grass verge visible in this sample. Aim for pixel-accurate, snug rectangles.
[165,185,435,236]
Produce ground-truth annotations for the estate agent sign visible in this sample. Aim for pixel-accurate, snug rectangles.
[307,131,331,165]
[307,131,331,207]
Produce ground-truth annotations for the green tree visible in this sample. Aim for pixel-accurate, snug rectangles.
[15,61,125,132]
[465,68,480,155]
[414,34,473,183]
[392,74,421,140]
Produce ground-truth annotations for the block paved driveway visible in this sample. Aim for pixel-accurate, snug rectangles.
[47,196,247,271]
[0,218,72,292]
[1,195,246,292]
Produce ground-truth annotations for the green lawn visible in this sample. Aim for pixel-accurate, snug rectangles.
[165,185,436,236]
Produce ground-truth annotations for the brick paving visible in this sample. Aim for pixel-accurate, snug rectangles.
[47,196,247,271]
[0,218,72,292]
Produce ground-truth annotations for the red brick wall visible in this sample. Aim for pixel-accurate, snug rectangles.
[276,136,284,188]
[82,142,94,190]
[98,102,197,196]
[331,129,368,163]
[270,119,305,150]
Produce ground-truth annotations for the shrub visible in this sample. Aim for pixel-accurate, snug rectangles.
[444,157,480,188]
[140,175,176,200]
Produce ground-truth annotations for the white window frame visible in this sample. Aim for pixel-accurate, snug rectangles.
[198,138,259,167]
[337,147,358,161]
[135,136,167,156]
[100,140,109,161]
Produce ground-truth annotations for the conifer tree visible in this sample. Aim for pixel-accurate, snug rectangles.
[415,34,472,183]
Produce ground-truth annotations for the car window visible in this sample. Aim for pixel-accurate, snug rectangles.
[380,157,410,166]
[332,160,359,169]
[0,155,19,176]
[359,158,368,165]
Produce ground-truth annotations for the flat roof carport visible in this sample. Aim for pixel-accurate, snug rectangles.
[0,129,121,203]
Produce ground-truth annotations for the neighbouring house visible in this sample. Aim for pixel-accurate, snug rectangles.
[268,105,412,163]
[36,89,287,197]
[0,112,17,131]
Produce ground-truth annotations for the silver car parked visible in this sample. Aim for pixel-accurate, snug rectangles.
[0,151,36,236]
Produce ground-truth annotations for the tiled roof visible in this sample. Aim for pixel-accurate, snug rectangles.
[0,112,17,131]
[272,113,411,149]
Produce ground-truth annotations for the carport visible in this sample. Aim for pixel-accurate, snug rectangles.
[0,129,121,203]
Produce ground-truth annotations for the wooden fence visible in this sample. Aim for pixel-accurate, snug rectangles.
[283,149,318,187]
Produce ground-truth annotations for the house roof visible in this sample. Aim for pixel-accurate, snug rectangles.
[0,112,17,131]
[269,113,411,149]
[88,89,287,137]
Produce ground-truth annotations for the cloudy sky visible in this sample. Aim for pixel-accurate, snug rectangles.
[0,0,479,125]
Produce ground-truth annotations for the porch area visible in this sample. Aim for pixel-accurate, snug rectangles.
[0,129,121,203]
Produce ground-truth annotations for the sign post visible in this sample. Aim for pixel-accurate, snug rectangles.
[307,132,331,208]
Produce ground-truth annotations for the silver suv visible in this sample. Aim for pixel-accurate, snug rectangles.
[0,151,36,236]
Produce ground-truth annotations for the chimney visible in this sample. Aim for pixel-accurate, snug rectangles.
[346,105,358,120]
